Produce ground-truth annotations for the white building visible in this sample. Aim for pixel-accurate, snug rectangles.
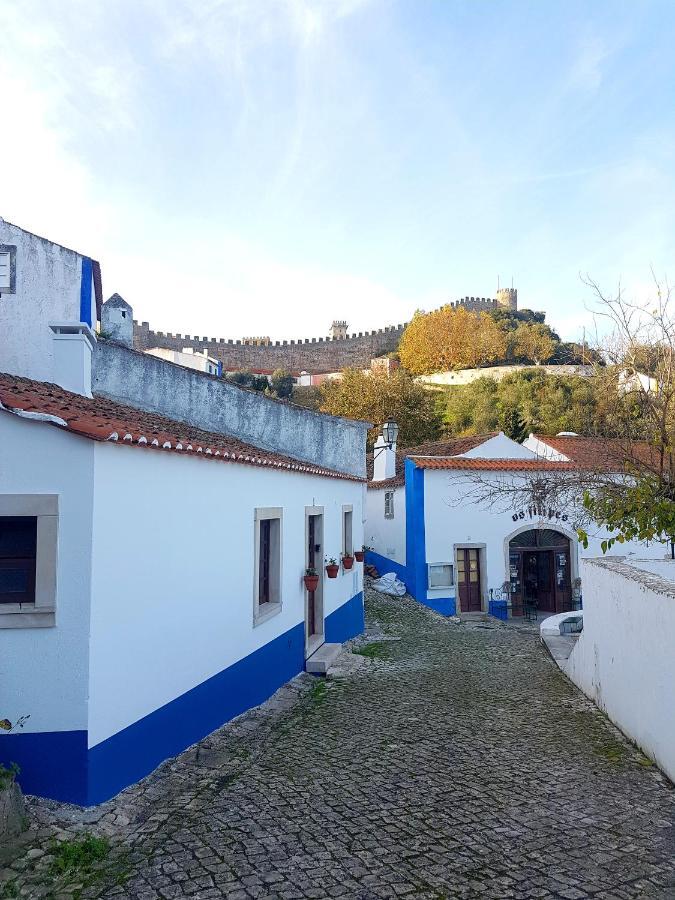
[365,431,666,617]
[0,221,367,805]
[145,346,221,376]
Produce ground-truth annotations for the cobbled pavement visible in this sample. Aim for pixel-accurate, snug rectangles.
[2,587,675,899]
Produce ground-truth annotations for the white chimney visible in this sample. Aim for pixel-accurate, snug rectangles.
[372,434,397,481]
[49,323,96,397]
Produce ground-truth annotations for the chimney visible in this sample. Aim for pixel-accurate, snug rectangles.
[372,434,397,481]
[49,323,96,397]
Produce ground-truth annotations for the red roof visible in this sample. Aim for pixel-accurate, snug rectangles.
[367,434,497,489]
[0,373,361,482]
[409,457,578,471]
[531,434,663,472]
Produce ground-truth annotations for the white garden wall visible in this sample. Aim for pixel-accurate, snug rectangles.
[365,485,406,566]
[564,558,675,782]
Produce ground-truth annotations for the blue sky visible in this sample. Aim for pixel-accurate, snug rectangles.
[2,0,674,341]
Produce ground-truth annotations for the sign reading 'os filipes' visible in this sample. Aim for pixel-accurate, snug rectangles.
[512,507,569,523]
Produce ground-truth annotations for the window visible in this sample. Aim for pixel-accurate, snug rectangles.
[0,518,37,604]
[0,496,58,628]
[254,508,282,624]
[384,491,394,519]
[428,563,453,589]
[342,506,353,555]
[0,245,16,293]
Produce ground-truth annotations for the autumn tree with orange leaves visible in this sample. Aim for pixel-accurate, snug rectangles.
[398,305,508,375]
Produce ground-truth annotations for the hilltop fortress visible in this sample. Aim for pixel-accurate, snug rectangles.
[132,288,518,375]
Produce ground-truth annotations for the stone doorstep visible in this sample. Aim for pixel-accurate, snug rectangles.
[305,642,343,675]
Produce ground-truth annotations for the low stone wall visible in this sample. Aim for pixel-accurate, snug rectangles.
[419,364,595,387]
[92,341,368,477]
[563,557,675,781]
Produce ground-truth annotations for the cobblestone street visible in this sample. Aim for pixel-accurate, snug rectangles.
[4,588,675,899]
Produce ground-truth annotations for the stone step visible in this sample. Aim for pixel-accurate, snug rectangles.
[305,642,342,675]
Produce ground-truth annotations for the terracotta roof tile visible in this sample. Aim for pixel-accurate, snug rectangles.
[531,434,661,472]
[367,434,498,489]
[0,373,361,482]
[408,457,579,471]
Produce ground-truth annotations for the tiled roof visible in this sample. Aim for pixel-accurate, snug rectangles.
[409,457,579,471]
[531,434,661,472]
[367,434,498,489]
[0,373,361,482]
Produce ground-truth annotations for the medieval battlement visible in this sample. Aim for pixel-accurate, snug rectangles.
[130,287,518,375]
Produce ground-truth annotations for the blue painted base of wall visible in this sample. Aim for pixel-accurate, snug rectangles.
[324,592,364,643]
[418,596,457,617]
[365,550,408,584]
[0,622,305,806]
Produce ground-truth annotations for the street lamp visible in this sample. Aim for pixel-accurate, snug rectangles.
[373,419,399,459]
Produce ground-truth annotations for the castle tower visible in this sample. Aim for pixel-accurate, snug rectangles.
[496,288,517,311]
[101,293,134,347]
[329,320,348,340]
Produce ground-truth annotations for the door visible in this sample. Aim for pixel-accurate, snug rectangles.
[522,551,555,613]
[306,513,323,648]
[456,548,482,612]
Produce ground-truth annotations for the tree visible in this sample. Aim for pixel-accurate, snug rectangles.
[227,370,269,392]
[511,323,557,365]
[270,369,294,399]
[319,368,441,448]
[399,306,508,375]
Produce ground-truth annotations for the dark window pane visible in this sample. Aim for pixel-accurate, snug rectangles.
[538,529,568,547]
[0,518,37,558]
[510,530,538,547]
[0,568,28,593]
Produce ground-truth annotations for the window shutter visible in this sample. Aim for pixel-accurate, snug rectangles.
[0,253,10,290]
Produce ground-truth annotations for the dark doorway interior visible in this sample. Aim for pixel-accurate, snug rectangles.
[509,529,572,615]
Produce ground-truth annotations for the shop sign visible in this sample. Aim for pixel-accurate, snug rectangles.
[512,506,568,523]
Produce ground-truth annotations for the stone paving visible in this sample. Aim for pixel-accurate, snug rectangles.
[2,587,675,899]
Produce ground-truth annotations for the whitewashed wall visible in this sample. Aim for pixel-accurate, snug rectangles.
[0,414,94,735]
[365,485,406,566]
[418,364,594,387]
[0,221,95,383]
[564,558,675,782]
[88,444,363,748]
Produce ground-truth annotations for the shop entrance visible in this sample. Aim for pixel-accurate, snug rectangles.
[508,529,572,615]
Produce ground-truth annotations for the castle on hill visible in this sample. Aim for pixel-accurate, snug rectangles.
[132,288,518,376]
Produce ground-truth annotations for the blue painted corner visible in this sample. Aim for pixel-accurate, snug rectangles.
[80,257,93,327]
[364,550,407,585]
[0,730,88,805]
[419,597,456,617]
[405,460,427,601]
[324,591,364,643]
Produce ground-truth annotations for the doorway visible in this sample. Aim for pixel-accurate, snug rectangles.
[509,529,572,615]
[456,547,482,612]
[305,510,324,657]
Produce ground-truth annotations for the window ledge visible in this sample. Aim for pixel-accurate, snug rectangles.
[253,602,282,627]
[0,609,55,629]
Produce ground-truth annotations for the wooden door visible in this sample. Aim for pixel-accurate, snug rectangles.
[553,547,572,613]
[307,516,317,636]
[457,548,482,612]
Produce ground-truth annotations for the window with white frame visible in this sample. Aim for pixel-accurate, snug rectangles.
[428,563,454,589]
[0,246,16,293]
[384,491,394,519]
[342,505,353,556]
[253,508,282,624]
[0,496,58,628]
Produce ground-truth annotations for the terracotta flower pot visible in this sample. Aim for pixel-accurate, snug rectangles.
[342,555,354,570]
[303,574,319,592]
[354,550,365,562]
[325,564,339,579]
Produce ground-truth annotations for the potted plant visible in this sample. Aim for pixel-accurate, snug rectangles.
[303,567,319,592]
[325,557,339,578]
[355,544,370,562]
[341,551,354,570]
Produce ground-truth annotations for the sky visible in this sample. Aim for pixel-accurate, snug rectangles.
[2,0,674,342]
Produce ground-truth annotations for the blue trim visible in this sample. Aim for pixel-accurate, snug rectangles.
[324,592,364,643]
[0,730,88,805]
[216,361,223,377]
[419,596,456,616]
[405,459,427,601]
[364,550,407,584]
[3,622,305,805]
[80,257,93,326]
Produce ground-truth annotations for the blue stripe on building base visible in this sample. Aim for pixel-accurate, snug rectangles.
[418,596,456,617]
[364,550,407,584]
[324,591,364,643]
[1,622,305,806]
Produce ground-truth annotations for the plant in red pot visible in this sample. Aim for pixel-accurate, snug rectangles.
[354,544,370,562]
[341,551,354,570]
[325,556,339,578]
[303,567,319,592]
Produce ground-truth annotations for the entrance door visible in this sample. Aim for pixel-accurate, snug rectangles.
[509,529,572,615]
[523,551,555,613]
[456,548,482,612]
[306,514,323,651]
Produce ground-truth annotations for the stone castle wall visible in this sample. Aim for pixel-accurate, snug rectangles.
[132,289,518,374]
